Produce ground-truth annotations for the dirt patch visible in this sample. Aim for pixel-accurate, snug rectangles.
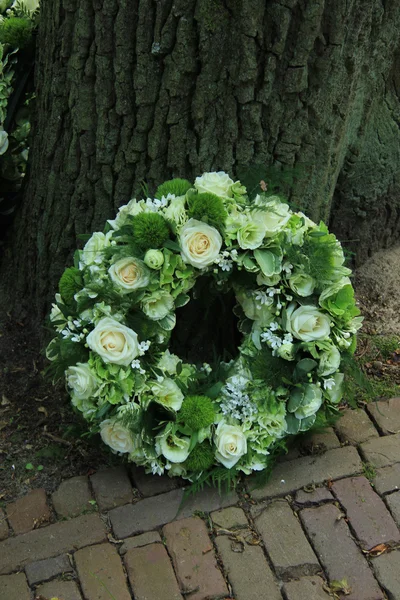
[354,245,400,335]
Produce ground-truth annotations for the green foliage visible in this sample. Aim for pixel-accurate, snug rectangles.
[184,442,215,472]
[301,228,344,285]
[362,461,377,482]
[188,192,227,229]
[249,348,293,386]
[58,267,82,304]
[373,335,399,359]
[131,212,170,249]
[0,17,33,48]
[155,178,192,199]
[179,395,216,430]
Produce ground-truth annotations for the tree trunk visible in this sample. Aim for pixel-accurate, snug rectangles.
[1,0,400,322]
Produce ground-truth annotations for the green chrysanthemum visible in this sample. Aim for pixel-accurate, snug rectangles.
[179,395,216,430]
[188,193,227,229]
[131,213,170,249]
[155,178,192,199]
[58,267,82,304]
[184,442,215,472]
[0,18,33,48]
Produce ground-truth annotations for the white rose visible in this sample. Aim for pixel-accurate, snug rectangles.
[0,127,9,156]
[66,363,97,400]
[100,419,135,454]
[164,196,188,231]
[214,421,247,469]
[318,345,341,376]
[294,384,323,419]
[254,196,291,237]
[156,428,191,463]
[151,378,184,411]
[194,171,234,198]
[289,272,316,297]
[80,231,112,268]
[141,290,174,320]
[87,317,139,366]
[285,303,331,342]
[144,249,164,270]
[237,216,266,250]
[180,219,222,269]
[109,257,150,293]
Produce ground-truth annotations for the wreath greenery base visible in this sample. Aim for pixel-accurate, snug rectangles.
[47,171,362,487]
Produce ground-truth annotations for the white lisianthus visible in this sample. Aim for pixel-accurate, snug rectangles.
[100,419,135,454]
[157,350,181,375]
[80,231,112,268]
[12,0,39,11]
[163,196,188,231]
[285,303,331,342]
[167,463,188,478]
[237,216,266,250]
[141,290,174,320]
[144,249,164,270]
[87,317,139,366]
[254,196,291,237]
[214,421,247,469]
[289,272,316,297]
[194,171,234,199]
[324,372,344,404]
[107,198,143,229]
[236,290,274,326]
[0,127,9,156]
[180,219,222,269]
[277,342,296,361]
[50,293,67,332]
[66,363,97,400]
[156,429,191,463]
[257,272,281,287]
[151,378,184,411]
[318,344,341,376]
[109,257,150,293]
[294,384,323,419]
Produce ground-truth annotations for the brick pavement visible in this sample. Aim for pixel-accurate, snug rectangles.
[0,403,400,600]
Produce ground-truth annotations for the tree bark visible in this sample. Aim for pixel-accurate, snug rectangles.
[1,0,400,321]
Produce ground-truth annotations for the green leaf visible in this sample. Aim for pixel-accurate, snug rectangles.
[174,293,190,308]
[158,312,176,331]
[295,358,318,373]
[287,388,304,413]
[25,462,34,470]
[163,239,181,252]
[299,414,316,432]
[253,249,281,276]
[285,413,301,434]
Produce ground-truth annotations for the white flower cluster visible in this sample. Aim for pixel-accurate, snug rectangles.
[219,376,257,421]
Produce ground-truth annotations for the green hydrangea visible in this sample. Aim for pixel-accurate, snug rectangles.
[155,178,192,199]
[179,395,215,430]
[132,213,170,249]
[0,17,33,48]
[188,193,227,229]
[58,267,82,304]
[184,442,215,472]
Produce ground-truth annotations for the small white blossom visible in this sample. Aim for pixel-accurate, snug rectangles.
[323,378,335,390]
[138,340,151,356]
[131,360,145,374]
[283,262,293,274]
[255,291,269,305]
[201,363,212,374]
[270,322,279,331]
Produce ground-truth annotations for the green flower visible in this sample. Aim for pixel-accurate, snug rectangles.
[155,178,192,199]
[188,192,227,229]
[132,212,170,249]
[237,217,266,250]
[184,442,215,472]
[179,396,216,430]
[319,278,360,323]
[144,249,165,270]
[59,267,82,304]
[289,272,315,297]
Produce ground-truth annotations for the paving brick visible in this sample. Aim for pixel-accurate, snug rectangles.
[211,507,249,529]
[163,517,228,600]
[109,489,183,539]
[215,534,282,600]
[300,427,341,451]
[130,466,179,496]
[119,531,162,554]
[0,509,8,541]
[52,475,93,518]
[91,466,133,511]
[295,486,333,505]
[367,397,400,435]
[360,433,400,468]
[124,543,183,600]
[0,573,30,600]
[386,492,400,527]
[177,486,238,519]
[374,464,400,494]
[372,549,400,600]
[25,553,72,585]
[335,408,379,445]
[253,499,319,579]
[283,576,332,600]
[6,488,51,534]
[250,446,363,499]
[36,580,83,600]
[300,504,383,600]
[0,513,106,575]
[75,543,131,600]
[332,476,400,549]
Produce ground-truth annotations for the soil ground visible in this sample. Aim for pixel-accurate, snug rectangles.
[1,246,399,504]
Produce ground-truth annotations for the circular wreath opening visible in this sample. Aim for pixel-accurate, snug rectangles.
[47,171,362,483]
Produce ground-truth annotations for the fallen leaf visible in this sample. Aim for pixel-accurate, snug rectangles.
[38,406,48,417]
[364,543,389,556]
[330,578,351,595]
